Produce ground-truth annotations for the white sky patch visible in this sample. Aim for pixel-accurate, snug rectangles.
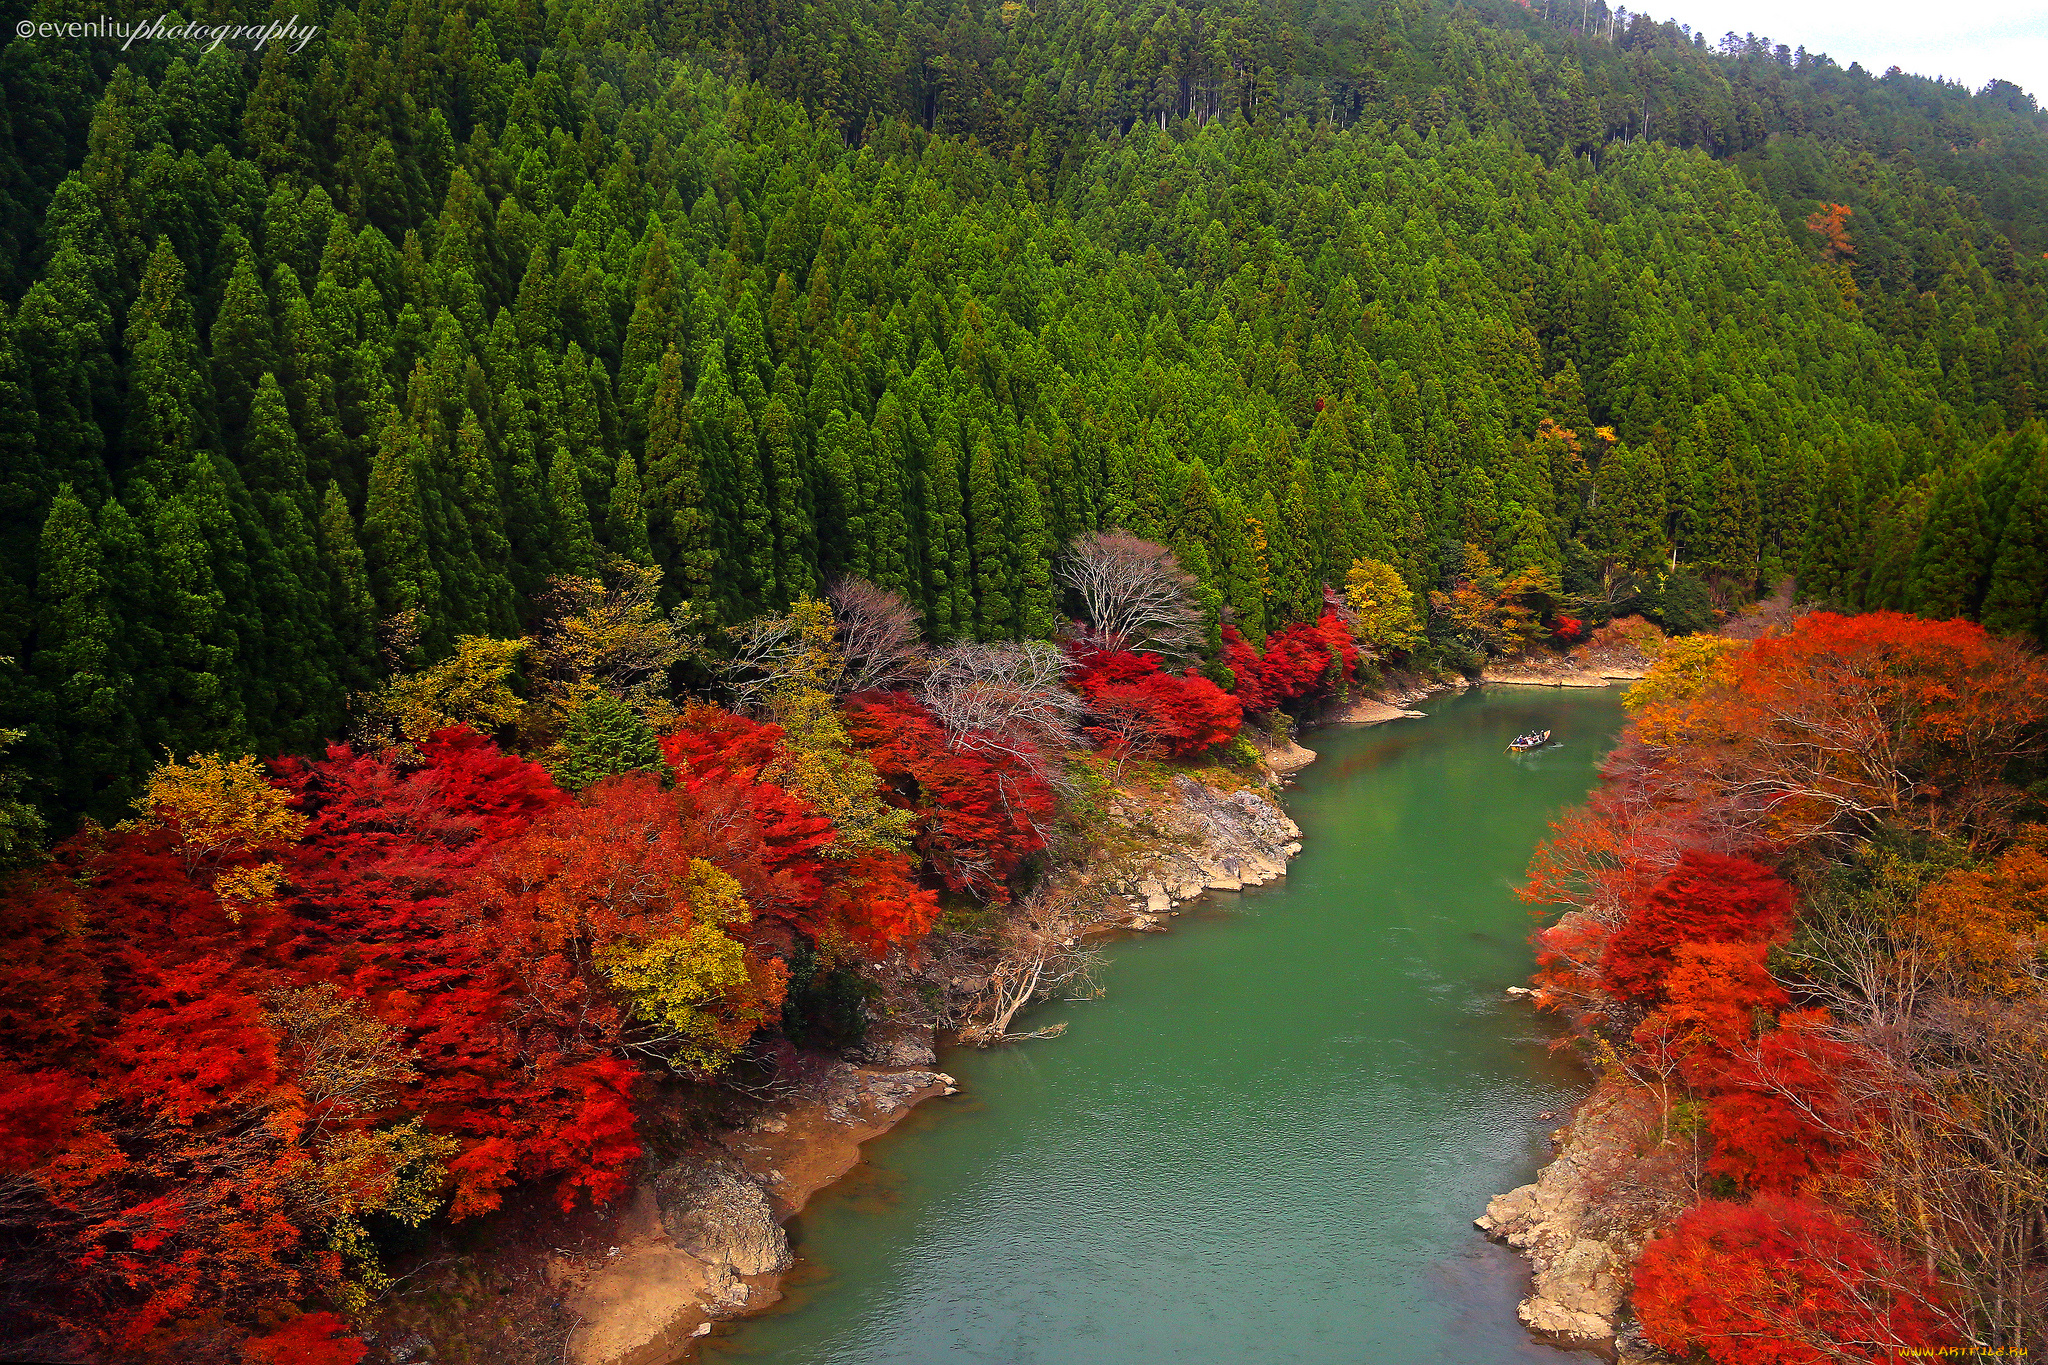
[1657,0,2048,101]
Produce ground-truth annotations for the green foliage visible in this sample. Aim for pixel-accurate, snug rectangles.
[550,693,665,791]
[1,0,2046,826]
[777,942,876,1049]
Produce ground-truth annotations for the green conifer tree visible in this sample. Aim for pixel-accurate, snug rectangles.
[1908,459,1996,619]
[1796,455,1863,607]
[32,487,140,818]
[549,444,597,576]
[210,242,278,451]
[607,451,654,566]
[1980,450,2048,643]
[319,480,377,685]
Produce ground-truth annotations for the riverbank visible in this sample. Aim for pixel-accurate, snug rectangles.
[555,676,1494,1365]
[362,667,1614,1365]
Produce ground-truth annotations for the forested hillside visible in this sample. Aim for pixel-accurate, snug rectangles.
[3,0,2046,828]
[3,0,2048,1357]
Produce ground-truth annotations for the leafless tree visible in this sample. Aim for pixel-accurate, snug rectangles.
[1057,530,1204,656]
[920,642,1080,760]
[957,881,1108,1046]
[827,577,928,695]
[920,640,1083,827]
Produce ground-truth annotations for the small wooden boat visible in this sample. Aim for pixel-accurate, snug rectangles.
[1507,729,1551,753]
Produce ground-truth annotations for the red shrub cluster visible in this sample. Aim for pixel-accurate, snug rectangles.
[1220,611,1360,712]
[0,716,945,1359]
[1554,614,1584,641]
[1599,851,1794,1004]
[1065,647,1243,757]
[843,692,1058,902]
[1634,1195,1952,1364]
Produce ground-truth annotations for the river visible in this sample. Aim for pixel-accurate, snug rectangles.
[707,685,1627,1364]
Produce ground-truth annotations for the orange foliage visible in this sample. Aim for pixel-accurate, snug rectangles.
[1897,831,2048,992]
[1600,851,1793,1004]
[1657,613,2048,846]
[1635,1194,1954,1363]
[1804,202,1854,259]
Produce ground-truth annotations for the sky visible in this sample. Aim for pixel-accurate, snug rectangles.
[1659,0,2048,102]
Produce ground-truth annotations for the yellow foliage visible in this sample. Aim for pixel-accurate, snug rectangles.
[1898,834,2048,994]
[594,859,764,1071]
[311,1119,460,1312]
[138,752,307,863]
[212,863,288,922]
[1624,635,1747,745]
[370,635,528,743]
[134,754,306,918]
[1343,557,1423,655]
[732,598,917,856]
[536,563,697,713]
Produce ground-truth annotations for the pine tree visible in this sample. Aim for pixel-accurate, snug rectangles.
[968,437,1014,639]
[1908,459,1996,620]
[144,455,252,759]
[549,445,597,577]
[1796,455,1863,607]
[31,487,140,818]
[551,693,664,790]
[606,451,654,566]
[454,409,519,632]
[1697,442,1762,598]
[922,431,972,638]
[238,375,344,747]
[644,346,715,602]
[1980,449,2048,643]
[210,242,278,451]
[1587,442,1667,572]
[319,481,377,685]
[760,399,815,604]
[1011,474,1056,639]
[362,411,445,659]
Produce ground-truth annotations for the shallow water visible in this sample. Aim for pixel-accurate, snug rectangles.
[707,686,1627,1365]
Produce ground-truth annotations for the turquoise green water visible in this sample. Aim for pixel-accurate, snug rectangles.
[707,686,1626,1365]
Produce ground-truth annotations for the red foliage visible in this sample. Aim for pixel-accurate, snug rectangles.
[1703,1009,1862,1192]
[1553,614,1584,641]
[1708,612,2048,844]
[659,705,938,949]
[273,728,636,1218]
[1656,939,1788,1060]
[1220,612,1360,712]
[242,1312,369,1365]
[1600,851,1793,1004]
[1634,1194,1953,1363]
[843,691,1055,903]
[1067,646,1242,757]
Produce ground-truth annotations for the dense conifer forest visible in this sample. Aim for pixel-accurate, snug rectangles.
[1,0,2046,825]
[2,0,2048,1356]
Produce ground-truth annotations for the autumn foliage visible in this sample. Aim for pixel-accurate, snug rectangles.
[1220,611,1362,712]
[1065,646,1244,758]
[843,691,1057,902]
[1523,611,2048,1356]
[1634,1195,1952,1363]
[0,712,953,1357]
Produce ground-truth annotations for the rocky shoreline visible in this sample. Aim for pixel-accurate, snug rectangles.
[368,664,1635,1365]
[1474,1073,1687,1361]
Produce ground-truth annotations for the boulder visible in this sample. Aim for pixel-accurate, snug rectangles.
[656,1168,792,1277]
[845,1023,937,1068]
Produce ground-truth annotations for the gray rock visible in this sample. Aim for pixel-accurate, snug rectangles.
[656,1167,792,1276]
[845,1023,937,1068]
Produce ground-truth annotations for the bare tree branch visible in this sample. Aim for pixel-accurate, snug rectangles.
[1057,530,1204,656]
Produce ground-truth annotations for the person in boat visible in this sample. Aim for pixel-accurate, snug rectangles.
[1508,729,1551,751]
